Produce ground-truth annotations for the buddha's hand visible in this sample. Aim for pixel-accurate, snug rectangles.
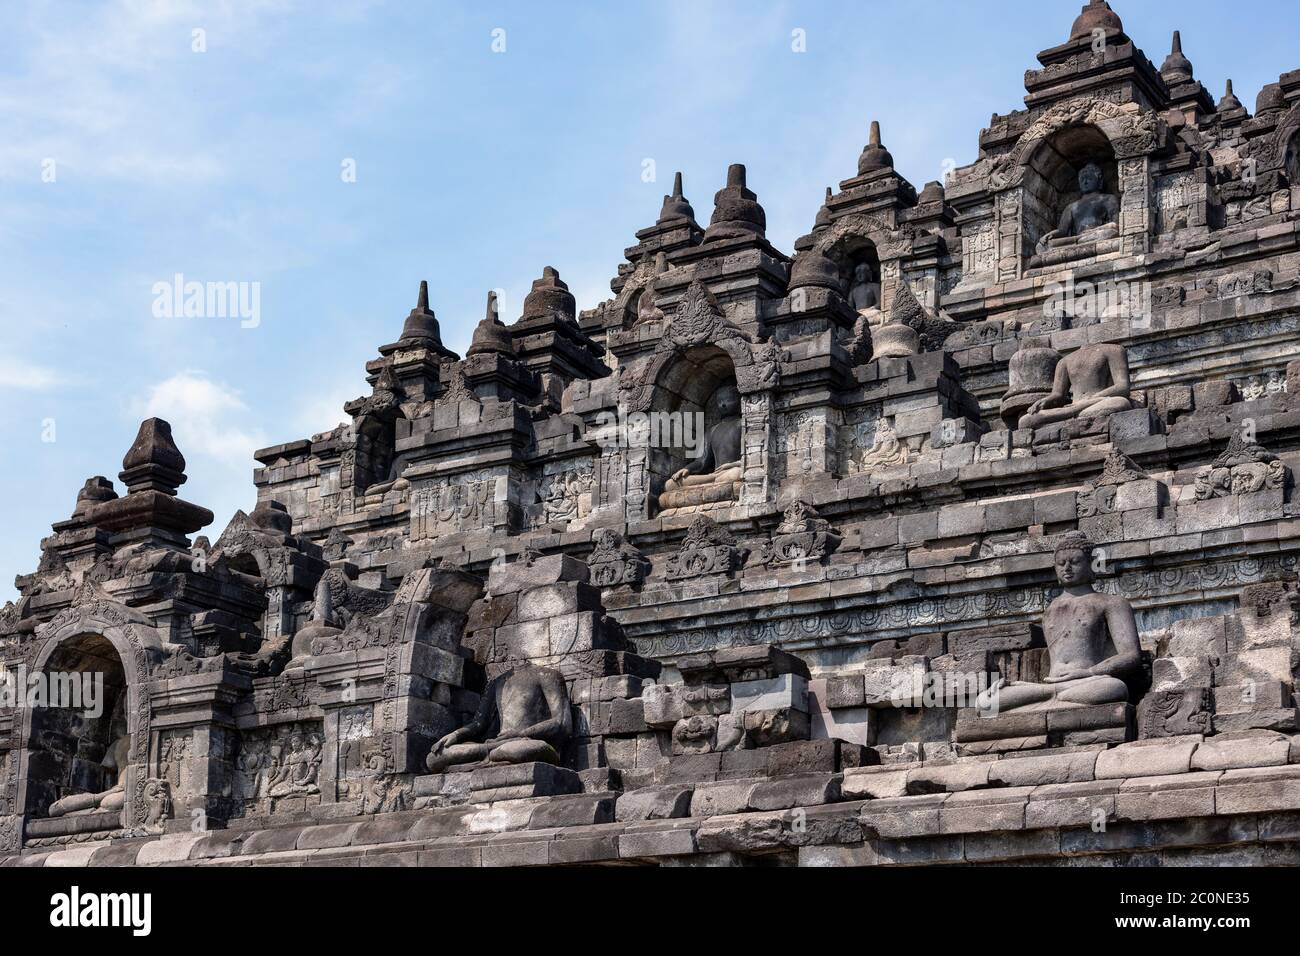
[430,729,463,754]
[670,468,689,482]
[1045,666,1092,683]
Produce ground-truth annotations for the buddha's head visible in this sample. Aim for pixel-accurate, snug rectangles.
[711,384,740,419]
[852,261,873,284]
[1077,162,1104,195]
[1054,532,1097,587]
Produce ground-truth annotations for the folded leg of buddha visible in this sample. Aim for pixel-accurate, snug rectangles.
[48,735,130,817]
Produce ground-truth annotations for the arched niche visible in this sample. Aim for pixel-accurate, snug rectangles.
[819,234,881,309]
[1022,123,1118,253]
[15,605,162,832]
[23,633,129,820]
[646,344,739,509]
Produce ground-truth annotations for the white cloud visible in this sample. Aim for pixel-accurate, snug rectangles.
[0,0,295,187]
[0,357,65,390]
[294,380,365,439]
[136,370,266,464]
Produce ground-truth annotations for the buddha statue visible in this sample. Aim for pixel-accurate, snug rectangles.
[995,533,1139,712]
[1035,162,1120,256]
[426,663,572,772]
[657,384,743,513]
[1017,341,1133,430]
[847,261,881,313]
[48,734,129,818]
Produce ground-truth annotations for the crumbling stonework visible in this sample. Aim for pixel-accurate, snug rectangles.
[8,1,1300,867]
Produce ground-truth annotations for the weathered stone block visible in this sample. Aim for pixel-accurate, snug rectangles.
[749,773,841,811]
[615,786,693,822]
[731,673,808,713]
[642,682,685,728]
[842,766,909,800]
[905,762,991,795]
[1094,738,1199,780]
[987,751,1098,787]
[1191,733,1291,771]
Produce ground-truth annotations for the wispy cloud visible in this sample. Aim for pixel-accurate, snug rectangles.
[135,370,266,463]
[0,357,66,390]
[0,0,295,186]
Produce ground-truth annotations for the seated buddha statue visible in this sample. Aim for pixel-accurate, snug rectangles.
[1035,162,1120,256]
[1018,342,1133,430]
[657,384,743,513]
[847,262,881,313]
[48,734,129,818]
[994,533,1139,713]
[426,663,572,772]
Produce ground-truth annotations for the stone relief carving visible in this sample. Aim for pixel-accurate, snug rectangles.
[1193,432,1289,499]
[537,467,595,527]
[665,516,748,580]
[411,470,499,539]
[234,722,324,814]
[587,529,650,588]
[847,418,909,474]
[759,500,842,568]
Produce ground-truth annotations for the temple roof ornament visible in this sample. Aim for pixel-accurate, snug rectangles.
[521,266,577,324]
[120,418,187,495]
[856,121,893,176]
[466,290,516,357]
[1160,31,1193,83]
[1256,83,1287,116]
[813,186,833,230]
[1218,78,1243,112]
[658,171,696,224]
[1069,0,1124,43]
[397,280,444,349]
[703,163,767,242]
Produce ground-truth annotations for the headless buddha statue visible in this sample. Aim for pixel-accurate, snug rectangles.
[1018,342,1133,430]
[994,533,1139,712]
[657,384,743,512]
[1035,161,1120,255]
[48,734,129,818]
[426,663,572,772]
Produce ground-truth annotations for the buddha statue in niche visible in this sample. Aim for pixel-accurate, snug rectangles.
[1017,341,1133,430]
[847,261,881,313]
[657,383,743,513]
[1035,161,1120,256]
[426,663,571,772]
[995,533,1139,713]
[48,733,130,818]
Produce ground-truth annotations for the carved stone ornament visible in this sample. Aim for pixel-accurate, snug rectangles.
[1193,432,1289,499]
[759,500,842,568]
[587,529,651,587]
[1091,450,1150,489]
[665,515,747,580]
[667,279,745,349]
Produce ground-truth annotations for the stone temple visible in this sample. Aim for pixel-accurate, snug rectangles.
[7,1,1300,867]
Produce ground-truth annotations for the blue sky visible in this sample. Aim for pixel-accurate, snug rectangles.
[1,0,1294,601]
